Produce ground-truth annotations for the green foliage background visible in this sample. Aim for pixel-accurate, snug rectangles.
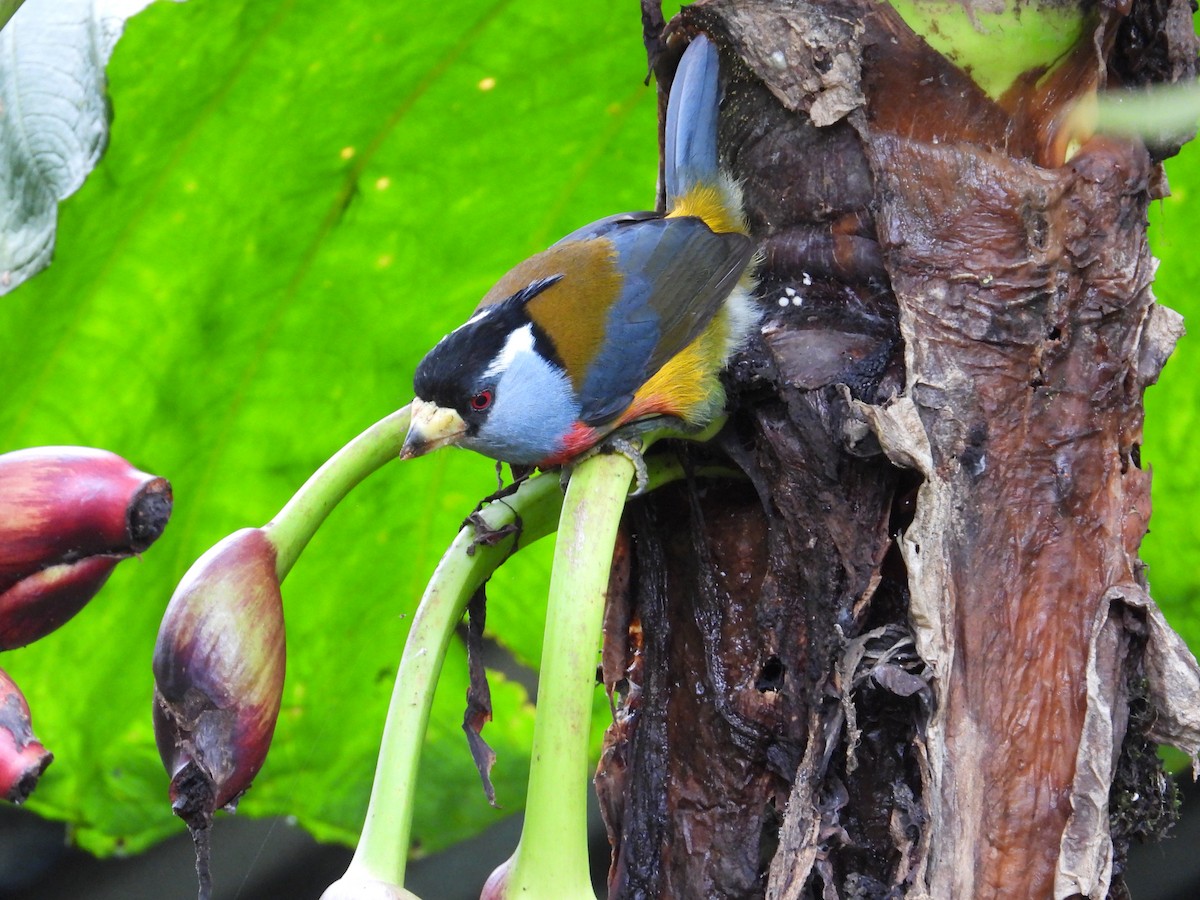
[1145,157,1200,647]
[0,0,1195,865]
[0,0,671,857]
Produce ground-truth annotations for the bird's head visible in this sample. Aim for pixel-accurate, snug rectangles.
[401,274,582,467]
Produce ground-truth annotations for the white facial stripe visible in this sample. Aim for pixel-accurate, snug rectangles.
[483,323,535,379]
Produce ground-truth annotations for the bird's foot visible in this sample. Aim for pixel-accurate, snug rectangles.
[561,435,650,497]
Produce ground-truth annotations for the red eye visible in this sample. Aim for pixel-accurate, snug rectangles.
[470,390,493,411]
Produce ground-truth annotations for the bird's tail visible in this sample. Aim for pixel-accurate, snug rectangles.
[664,34,745,234]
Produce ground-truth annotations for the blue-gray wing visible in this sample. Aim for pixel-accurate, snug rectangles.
[575,216,752,427]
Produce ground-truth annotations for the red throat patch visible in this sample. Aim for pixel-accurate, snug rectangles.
[537,421,601,468]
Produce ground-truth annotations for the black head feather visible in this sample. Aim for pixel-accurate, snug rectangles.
[413,277,562,421]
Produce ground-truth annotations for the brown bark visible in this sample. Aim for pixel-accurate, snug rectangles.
[596,2,1200,898]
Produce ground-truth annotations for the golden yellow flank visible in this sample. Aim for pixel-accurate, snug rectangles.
[627,308,731,426]
[667,182,747,235]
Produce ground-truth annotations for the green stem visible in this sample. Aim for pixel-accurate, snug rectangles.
[505,452,636,898]
[323,450,736,899]
[264,405,412,580]
[1094,83,1200,143]
[333,472,565,891]
[640,413,727,449]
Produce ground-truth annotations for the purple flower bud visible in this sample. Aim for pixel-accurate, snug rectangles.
[0,446,172,649]
[480,855,514,899]
[152,528,286,825]
[0,667,52,804]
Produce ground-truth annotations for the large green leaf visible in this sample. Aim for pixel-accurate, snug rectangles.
[1,0,1197,868]
[1145,142,1200,652]
[0,0,661,856]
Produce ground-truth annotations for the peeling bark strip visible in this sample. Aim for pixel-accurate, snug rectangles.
[603,1,1200,899]
[865,133,1188,899]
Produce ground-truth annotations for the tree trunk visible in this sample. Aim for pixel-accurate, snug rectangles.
[595,2,1200,898]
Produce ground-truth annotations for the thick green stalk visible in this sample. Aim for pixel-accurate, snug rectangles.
[265,405,412,579]
[324,472,565,897]
[323,449,733,899]
[1093,83,1200,143]
[504,452,636,898]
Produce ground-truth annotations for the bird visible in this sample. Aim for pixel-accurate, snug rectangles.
[400,34,758,476]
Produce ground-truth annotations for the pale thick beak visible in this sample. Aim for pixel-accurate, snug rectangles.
[400,399,467,459]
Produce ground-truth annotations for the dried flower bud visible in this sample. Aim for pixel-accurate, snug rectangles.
[0,667,52,803]
[0,446,172,649]
[152,527,286,824]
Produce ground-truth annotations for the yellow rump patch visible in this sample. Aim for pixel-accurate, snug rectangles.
[667,183,746,235]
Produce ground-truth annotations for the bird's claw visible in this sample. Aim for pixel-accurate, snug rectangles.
[605,436,651,496]
[561,435,650,497]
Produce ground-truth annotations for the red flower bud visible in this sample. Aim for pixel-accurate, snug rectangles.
[152,528,285,826]
[0,667,52,804]
[0,446,172,649]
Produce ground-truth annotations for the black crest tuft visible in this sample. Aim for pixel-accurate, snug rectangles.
[413,279,562,416]
[509,274,563,305]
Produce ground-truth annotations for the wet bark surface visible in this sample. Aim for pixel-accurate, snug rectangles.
[596,2,1200,899]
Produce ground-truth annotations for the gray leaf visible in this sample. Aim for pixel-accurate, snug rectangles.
[0,0,155,294]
